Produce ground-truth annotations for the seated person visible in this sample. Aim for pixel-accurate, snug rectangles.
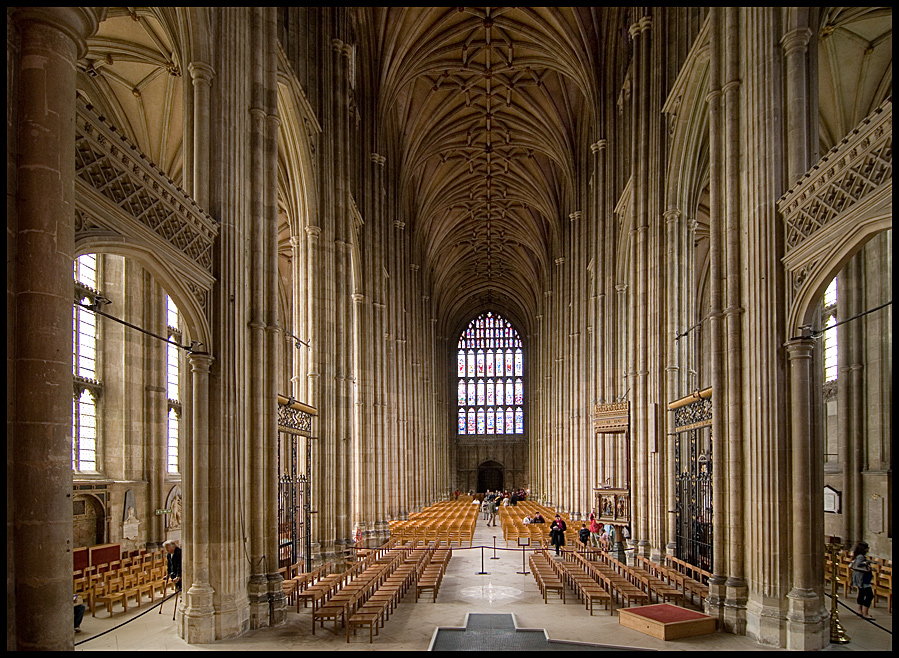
[531,513,545,524]
[74,595,85,633]
[523,515,532,525]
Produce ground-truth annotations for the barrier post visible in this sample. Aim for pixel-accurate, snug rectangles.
[477,546,489,575]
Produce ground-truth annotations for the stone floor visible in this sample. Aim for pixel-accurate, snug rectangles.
[76,518,892,651]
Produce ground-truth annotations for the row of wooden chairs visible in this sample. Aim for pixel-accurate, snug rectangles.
[542,547,612,615]
[347,551,428,643]
[74,564,171,617]
[390,501,480,546]
[313,557,401,634]
[529,551,566,604]
[634,554,706,606]
[415,548,451,602]
[567,550,650,609]
[499,503,577,547]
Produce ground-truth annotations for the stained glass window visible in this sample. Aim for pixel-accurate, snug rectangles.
[456,312,525,435]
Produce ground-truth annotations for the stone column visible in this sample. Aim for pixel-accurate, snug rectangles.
[145,287,168,546]
[263,6,285,625]
[785,338,827,650]
[630,13,653,559]
[705,6,728,618]
[722,7,747,630]
[305,223,324,561]
[781,25,814,187]
[10,8,102,651]
[246,7,268,627]
[188,62,215,210]
[181,353,215,643]
[664,208,681,555]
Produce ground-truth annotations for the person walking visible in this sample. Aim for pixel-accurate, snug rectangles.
[850,542,875,620]
[165,540,182,590]
[550,515,567,556]
[487,496,498,527]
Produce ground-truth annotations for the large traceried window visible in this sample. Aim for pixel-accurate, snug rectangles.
[457,311,524,435]
[73,254,101,472]
[166,295,182,474]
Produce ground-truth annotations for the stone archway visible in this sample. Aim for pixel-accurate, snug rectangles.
[477,461,504,493]
[73,494,106,548]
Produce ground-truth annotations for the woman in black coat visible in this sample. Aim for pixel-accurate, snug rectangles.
[549,515,567,555]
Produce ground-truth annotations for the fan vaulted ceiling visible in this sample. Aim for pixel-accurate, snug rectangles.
[369,7,605,332]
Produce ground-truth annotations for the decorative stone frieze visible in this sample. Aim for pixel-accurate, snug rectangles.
[778,99,891,254]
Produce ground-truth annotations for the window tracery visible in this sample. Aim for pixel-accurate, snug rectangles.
[457,311,524,435]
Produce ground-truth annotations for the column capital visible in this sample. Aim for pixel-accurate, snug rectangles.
[663,208,682,224]
[781,27,813,56]
[628,16,652,38]
[785,337,815,359]
[188,61,215,86]
[569,211,581,222]
[187,352,214,373]
[554,257,565,266]
[331,38,353,58]
[410,263,419,272]
[370,153,386,166]
[11,7,105,59]
[352,293,365,304]
[394,221,405,230]
[615,283,628,293]
[590,139,607,153]
[305,225,321,238]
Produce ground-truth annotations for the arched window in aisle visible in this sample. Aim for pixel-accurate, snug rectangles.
[456,311,524,435]
[165,295,183,474]
[73,254,102,472]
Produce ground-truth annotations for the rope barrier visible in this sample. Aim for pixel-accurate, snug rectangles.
[824,591,893,635]
[74,591,179,646]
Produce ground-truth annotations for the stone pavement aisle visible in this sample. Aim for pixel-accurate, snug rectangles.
[76,511,891,651]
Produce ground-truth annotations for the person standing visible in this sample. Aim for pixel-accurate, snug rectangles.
[578,523,590,547]
[550,515,567,556]
[588,514,601,548]
[487,497,498,527]
[165,540,182,591]
[850,542,875,620]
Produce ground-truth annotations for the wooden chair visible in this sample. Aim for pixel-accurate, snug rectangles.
[94,576,129,617]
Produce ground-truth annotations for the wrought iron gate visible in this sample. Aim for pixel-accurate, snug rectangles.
[673,395,713,574]
[277,397,314,572]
